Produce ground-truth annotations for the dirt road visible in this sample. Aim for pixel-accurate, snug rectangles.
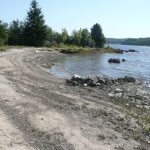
[0,48,149,150]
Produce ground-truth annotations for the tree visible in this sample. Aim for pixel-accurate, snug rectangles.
[91,23,106,48]
[53,32,62,44]
[72,29,82,45]
[61,28,68,44]
[80,28,90,47]
[8,20,24,45]
[23,0,47,46]
[0,21,8,45]
[46,26,53,42]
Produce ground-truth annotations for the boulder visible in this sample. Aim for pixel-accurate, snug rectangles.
[128,49,138,52]
[60,49,78,54]
[115,49,124,54]
[108,58,121,63]
[117,76,136,83]
[124,76,136,82]
[122,59,126,62]
[114,88,122,93]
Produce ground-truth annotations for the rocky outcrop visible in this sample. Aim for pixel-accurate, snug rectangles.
[66,75,136,87]
[117,76,136,82]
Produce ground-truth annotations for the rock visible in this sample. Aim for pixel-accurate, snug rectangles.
[144,105,149,110]
[83,83,87,87]
[122,59,126,62]
[115,93,122,98]
[66,75,136,87]
[117,76,136,83]
[115,49,124,54]
[114,88,122,93]
[108,58,121,63]
[108,93,115,98]
[136,105,143,108]
[85,78,97,87]
[96,76,106,84]
[60,49,78,54]
[125,76,136,82]
[128,49,138,52]
[73,74,81,78]
[125,104,129,106]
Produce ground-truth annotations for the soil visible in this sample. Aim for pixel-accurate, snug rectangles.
[0,48,149,150]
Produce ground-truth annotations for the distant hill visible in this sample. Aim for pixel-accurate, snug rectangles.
[106,38,126,44]
[122,38,150,46]
[106,38,150,46]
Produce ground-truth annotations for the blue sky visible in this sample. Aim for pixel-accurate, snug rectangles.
[0,0,149,38]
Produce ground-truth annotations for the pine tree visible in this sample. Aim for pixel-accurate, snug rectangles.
[8,20,24,45]
[91,23,106,48]
[23,0,47,46]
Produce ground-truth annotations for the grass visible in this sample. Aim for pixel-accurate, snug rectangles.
[102,47,117,53]
[111,93,150,144]
[0,44,117,54]
[0,45,28,51]
[47,44,117,53]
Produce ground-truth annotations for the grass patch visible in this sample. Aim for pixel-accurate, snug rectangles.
[102,47,117,53]
[0,45,29,51]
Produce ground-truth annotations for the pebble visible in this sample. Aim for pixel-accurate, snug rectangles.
[108,93,115,98]
[114,88,122,93]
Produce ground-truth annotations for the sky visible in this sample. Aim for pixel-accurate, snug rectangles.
[0,0,149,38]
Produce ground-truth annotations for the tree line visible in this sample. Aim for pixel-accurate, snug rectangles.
[107,37,150,46]
[0,0,106,48]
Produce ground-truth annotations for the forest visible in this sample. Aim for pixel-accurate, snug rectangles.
[0,0,106,48]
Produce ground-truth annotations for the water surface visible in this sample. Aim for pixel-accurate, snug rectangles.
[49,44,150,81]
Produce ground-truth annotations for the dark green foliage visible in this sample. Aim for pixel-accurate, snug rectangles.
[80,28,90,47]
[44,26,54,47]
[46,26,53,42]
[23,0,47,46]
[53,32,62,44]
[66,36,74,45]
[8,20,24,45]
[0,21,8,45]
[91,23,106,48]
[87,38,96,48]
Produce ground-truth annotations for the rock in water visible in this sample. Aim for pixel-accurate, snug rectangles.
[108,58,121,63]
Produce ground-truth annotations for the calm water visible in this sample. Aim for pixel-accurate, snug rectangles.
[49,44,150,81]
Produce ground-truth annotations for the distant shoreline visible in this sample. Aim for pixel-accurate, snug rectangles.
[107,37,150,47]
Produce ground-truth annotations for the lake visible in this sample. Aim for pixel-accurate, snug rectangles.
[49,44,150,81]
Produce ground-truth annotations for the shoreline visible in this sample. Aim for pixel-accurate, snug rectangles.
[33,49,150,144]
[0,48,149,150]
